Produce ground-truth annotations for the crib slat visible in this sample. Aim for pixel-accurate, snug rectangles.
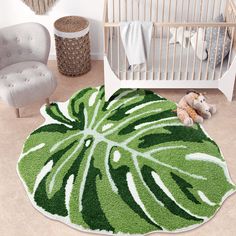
[118,0,120,79]
[198,27,206,80]
[156,0,158,21]
[125,0,128,80]
[227,26,235,69]
[199,0,203,21]
[124,47,127,80]
[150,0,152,21]
[144,0,146,21]
[130,0,134,80]
[165,1,171,80]
[126,0,128,21]
[205,27,214,80]
[137,0,141,80]
[178,26,185,80]
[212,26,221,80]
[145,2,148,81]
[219,0,223,15]
[162,0,165,22]
[187,0,191,21]
[219,26,228,79]
[168,0,171,22]
[138,63,141,80]
[132,0,134,20]
[174,0,177,22]
[193,0,197,21]
[117,28,120,79]
[185,26,192,80]
[180,0,184,22]
[159,26,163,79]
[206,0,210,21]
[225,0,230,18]
[110,0,114,70]
[192,27,199,80]
[138,0,140,20]
[111,0,114,22]
[212,0,216,20]
[152,25,155,80]
[110,28,113,70]
[165,27,170,80]
[172,27,177,80]
[118,0,120,21]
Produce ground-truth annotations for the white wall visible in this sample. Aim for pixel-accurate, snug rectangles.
[0,0,104,60]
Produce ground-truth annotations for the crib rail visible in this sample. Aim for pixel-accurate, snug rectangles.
[105,0,230,23]
[105,21,236,27]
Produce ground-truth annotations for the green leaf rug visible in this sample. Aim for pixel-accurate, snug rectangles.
[17,86,235,235]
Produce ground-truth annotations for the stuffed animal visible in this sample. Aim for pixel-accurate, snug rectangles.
[194,94,217,119]
[177,91,216,126]
[191,28,208,61]
[169,27,191,48]
[170,27,208,61]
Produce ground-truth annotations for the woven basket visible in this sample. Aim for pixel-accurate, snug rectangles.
[54,16,91,76]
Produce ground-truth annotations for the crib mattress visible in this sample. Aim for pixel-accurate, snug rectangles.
[107,37,229,81]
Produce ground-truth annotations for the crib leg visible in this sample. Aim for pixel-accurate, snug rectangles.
[218,57,236,101]
[104,56,121,101]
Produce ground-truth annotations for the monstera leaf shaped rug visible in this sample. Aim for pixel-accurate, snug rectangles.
[17,86,235,235]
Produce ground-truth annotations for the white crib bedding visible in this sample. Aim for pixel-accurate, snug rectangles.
[108,36,229,81]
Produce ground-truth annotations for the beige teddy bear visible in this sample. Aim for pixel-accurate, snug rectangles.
[177,91,216,126]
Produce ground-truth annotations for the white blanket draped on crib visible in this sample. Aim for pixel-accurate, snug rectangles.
[119,21,153,65]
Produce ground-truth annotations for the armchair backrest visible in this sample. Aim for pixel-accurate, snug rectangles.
[0,23,50,70]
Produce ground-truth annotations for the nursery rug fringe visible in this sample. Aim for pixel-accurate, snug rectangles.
[17,86,235,235]
[22,0,57,14]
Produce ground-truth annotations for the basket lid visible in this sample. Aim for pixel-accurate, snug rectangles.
[54,16,89,33]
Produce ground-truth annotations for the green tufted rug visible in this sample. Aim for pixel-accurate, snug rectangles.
[17,86,235,235]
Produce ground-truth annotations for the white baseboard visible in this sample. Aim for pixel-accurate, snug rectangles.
[90,53,103,60]
[49,53,103,61]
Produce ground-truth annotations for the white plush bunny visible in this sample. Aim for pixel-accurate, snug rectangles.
[170,27,208,61]
[169,27,192,48]
[191,28,208,61]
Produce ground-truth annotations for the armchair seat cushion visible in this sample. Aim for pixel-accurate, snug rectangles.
[0,61,57,108]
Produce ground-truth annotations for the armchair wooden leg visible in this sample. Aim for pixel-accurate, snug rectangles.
[46,98,50,107]
[15,108,20,118]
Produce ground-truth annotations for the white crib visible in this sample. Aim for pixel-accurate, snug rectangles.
[103,0,236,101]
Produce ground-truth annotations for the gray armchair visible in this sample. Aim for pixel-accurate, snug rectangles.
[0,23,57,117]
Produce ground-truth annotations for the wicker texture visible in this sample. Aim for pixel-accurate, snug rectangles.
[54,16,91,76]
[54,16,89,33]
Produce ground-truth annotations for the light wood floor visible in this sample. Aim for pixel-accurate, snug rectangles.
[0,61,236,236]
